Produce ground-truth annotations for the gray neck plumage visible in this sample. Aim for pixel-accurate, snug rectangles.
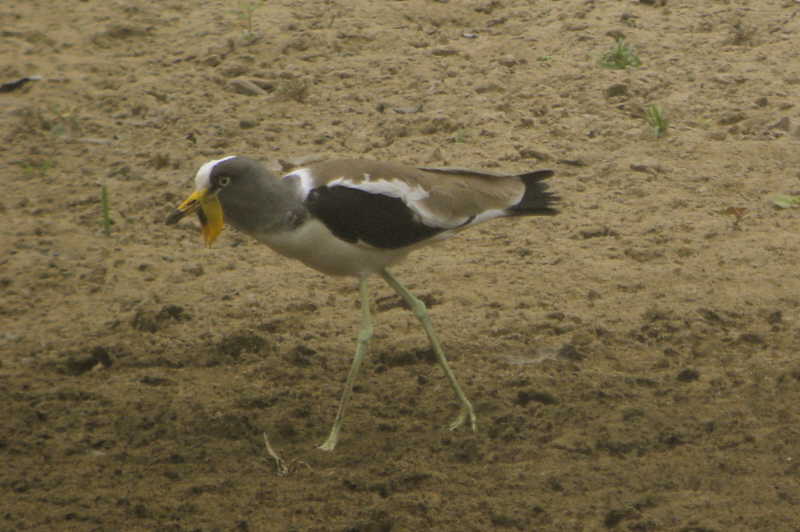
[218,171,305,236]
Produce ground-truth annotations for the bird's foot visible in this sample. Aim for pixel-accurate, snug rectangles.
[263,432,288,475]
[448,404,478,432]
[318,432,339,452]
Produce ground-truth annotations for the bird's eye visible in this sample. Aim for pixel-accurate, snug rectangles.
[217,176,231,187]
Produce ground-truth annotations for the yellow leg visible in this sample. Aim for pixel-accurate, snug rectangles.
[318,276,373,451]
[380,269,477,432]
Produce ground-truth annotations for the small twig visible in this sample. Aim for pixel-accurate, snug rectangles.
[719,206,748,231]
[263,432,288,476]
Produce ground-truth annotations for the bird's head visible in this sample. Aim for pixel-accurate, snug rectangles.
[166,156,259,246]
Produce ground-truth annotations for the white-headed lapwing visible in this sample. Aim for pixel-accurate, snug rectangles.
[166,156,558,451]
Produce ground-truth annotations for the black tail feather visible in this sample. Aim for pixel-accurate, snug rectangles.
[509,170,559,215]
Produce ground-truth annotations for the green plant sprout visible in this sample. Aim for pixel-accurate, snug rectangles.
[47,104,81,137]
[645,105,669,138]
[233,2,264,44]
[772,195,800,209]
[16,159,54,178]
[600,38,641,69]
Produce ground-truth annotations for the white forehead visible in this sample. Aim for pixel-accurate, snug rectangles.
[194,155,237,189]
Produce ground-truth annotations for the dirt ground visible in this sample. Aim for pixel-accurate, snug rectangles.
[3,0,800,530]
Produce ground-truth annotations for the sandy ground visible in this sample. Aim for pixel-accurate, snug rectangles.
[3,0,800,530]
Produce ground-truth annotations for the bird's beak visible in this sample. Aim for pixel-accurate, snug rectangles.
[165,188,224,246]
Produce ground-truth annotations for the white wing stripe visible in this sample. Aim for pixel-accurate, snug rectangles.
[328,177,429,202]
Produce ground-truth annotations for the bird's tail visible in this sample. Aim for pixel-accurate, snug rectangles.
[509,170,559,215]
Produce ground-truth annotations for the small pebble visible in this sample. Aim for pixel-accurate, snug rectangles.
[228,78,268,96]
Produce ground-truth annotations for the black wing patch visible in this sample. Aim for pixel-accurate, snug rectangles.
[305,186,444,249]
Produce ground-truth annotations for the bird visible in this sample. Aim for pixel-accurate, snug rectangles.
[166,155,558,451]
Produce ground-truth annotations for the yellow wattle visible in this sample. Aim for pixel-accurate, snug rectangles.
[199,195,224,246]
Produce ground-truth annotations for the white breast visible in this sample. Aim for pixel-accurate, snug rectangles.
[255,219,412,277]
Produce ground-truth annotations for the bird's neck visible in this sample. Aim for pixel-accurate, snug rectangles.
[219,177,304,236]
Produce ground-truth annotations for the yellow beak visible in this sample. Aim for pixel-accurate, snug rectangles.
[165,189,224,246]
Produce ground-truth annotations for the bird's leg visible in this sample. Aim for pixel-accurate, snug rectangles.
[379,269,477,432]
[318,275,373,451]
